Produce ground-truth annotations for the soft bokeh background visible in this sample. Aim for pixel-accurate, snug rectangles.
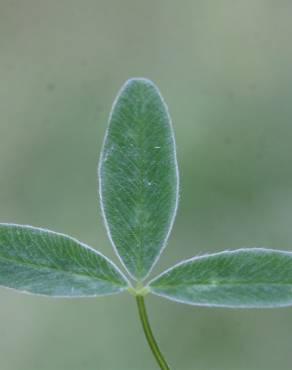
[1,1,292,369]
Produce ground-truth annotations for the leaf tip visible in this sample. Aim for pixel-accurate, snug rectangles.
[119,77,161,96]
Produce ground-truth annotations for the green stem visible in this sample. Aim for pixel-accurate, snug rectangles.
[136,295,170,370]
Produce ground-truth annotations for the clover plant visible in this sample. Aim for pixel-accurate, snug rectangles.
[1,78,292,370]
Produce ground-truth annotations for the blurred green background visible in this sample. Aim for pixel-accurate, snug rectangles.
[1,1,292,369]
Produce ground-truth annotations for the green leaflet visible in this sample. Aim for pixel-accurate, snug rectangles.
[149,248,292,308]
[99,78,179,281]
[0,224,129,297]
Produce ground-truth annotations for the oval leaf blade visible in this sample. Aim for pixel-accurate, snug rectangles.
[149,248,292,308]
[0,224,129,297]
[99,78,179,281]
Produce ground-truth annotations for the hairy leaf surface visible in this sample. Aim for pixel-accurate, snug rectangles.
[149,248,292,307]
[99,78,179,280]
[0,224,129,296]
